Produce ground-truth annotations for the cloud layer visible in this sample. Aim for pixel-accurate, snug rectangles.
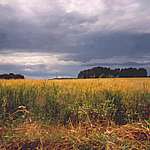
[0,0,150,78]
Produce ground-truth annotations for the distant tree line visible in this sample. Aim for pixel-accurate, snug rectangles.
[78,67,147,78]
[0,73,25,79]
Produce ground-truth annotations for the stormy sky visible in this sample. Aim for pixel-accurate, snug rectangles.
[0,0,150,78]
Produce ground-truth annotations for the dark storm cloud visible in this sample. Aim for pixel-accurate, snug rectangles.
[0,1,150,55]
[0,0,150,77]
[62,32,150,62]
[0,3,97,52]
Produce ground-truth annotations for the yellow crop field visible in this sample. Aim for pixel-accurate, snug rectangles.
[0,78,150,149]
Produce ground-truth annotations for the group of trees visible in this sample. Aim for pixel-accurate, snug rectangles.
[0,73,24,79]
[78,67,147,78]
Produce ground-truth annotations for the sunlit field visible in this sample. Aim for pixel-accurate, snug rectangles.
[0,78,150,149]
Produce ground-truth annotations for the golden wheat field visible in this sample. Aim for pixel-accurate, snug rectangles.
[0,78,150,149]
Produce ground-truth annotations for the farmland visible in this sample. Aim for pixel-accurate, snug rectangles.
[0,78,150,149]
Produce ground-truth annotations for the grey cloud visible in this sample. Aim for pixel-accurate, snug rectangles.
[0,0,150,77]
[0,63,83,78]
[0,64,24,73]
[0,3,94,52]
[62,32,150,62]
[0,0,150,53]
